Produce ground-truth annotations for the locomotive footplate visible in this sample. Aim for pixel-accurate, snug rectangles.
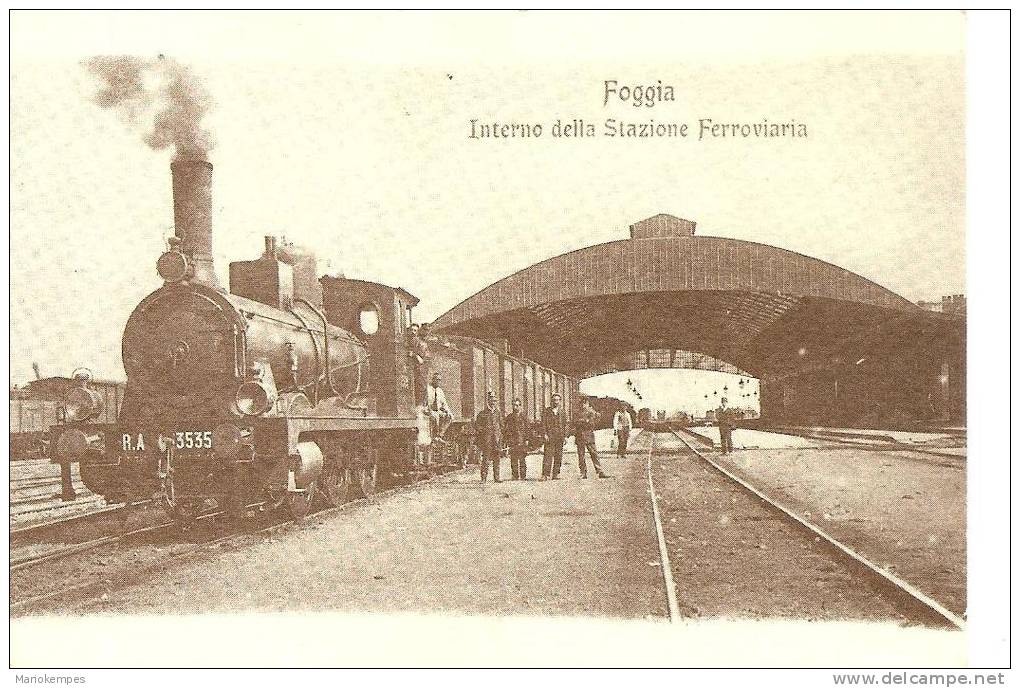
[248,415,418,459]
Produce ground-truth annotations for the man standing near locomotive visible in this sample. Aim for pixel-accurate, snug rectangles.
[407,323,430,406]
[541,393,569,479]
[503,397,529,480]
[414,370,452,466]
[425,371,453,439]
[575,399,609,479]
[716,397,736,455]
[612,407,633,458]
[475,390,504,482]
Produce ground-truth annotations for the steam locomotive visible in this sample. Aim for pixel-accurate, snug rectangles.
[51,160,578,520]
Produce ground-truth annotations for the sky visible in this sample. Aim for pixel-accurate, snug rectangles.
[9,11,965,389]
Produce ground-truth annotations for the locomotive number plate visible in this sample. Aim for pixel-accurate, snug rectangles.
[172,431,213,450]
[121,430,214,452]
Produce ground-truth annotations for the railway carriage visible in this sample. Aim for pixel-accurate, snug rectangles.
[423,334,579,453]
[323,275,580,460]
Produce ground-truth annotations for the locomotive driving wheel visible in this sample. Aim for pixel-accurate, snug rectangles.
[319,461,353,507]
[286,481,317,520]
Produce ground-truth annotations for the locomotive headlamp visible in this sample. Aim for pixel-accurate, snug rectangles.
[235,381,275,416]
[61,387,103,422]
[156,249,190,283]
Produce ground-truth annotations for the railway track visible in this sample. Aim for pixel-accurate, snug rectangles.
[8,459,116,529]
[12,514,196,572]
[10,465,469,616]
[11,499,152,545]
[650,429,963,629]
[644,434,680,622]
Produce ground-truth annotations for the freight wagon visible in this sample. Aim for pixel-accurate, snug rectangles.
[10,376,123,459]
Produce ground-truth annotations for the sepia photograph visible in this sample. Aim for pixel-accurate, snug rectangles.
[7,8,1010,675]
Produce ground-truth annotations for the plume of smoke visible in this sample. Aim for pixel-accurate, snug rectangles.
[84,56,214,160]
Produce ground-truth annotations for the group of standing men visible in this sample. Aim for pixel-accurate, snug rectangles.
[474,392,630,483]
[407,322,639,481]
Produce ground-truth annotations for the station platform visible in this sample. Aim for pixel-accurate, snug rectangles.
[560,427,643,455]
[757,425,967,456]
[772,425,963,444]
[84,430,667,619]
[682,426,820,450]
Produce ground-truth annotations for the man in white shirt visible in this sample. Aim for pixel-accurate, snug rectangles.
[425,371,453,439]
[613,408,633,457]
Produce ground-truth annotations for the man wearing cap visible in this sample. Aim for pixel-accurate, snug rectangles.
[475,391,504,482]
[541,393,569,479]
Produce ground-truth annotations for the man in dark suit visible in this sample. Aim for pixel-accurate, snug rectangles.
[541,393,569,479]
[503,398,529,480]
[475,390,504,482]
[717,397,736,455]
[407,323,429,406]
[574,400,609,479]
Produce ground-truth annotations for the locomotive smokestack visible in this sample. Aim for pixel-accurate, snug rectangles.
[171,159,219,288]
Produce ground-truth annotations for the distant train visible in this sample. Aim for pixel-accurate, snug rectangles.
[10,374,123,459]
[50,160,578,520]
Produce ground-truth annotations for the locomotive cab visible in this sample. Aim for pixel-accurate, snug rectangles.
[321,275,421,419]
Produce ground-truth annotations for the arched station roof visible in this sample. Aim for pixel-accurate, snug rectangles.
[432,215,935,379]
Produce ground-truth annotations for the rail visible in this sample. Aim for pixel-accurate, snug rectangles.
[670,428,965,630]
[645,432,681,622]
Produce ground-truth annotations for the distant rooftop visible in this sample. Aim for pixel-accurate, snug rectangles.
[629,214,696,239]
